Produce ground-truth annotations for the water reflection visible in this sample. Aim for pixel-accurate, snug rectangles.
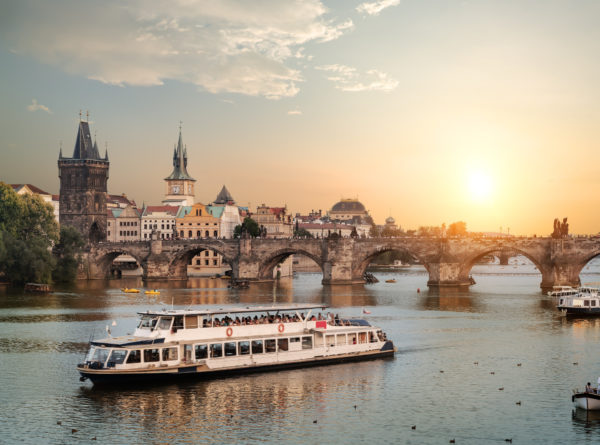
[420,288,480,312]
[572,409,600,431]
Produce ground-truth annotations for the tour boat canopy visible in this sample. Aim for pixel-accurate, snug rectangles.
[137,304,329,318]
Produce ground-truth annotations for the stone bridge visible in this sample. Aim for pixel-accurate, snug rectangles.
[82,236,600,292]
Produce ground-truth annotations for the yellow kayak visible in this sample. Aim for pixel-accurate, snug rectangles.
[385,279,396,283]
[144,290,160,295]
[121,288,140,293]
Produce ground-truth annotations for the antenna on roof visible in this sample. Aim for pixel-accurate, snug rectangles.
[79,110,82,121]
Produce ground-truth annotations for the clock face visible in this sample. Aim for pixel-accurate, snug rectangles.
[173,185,180,194]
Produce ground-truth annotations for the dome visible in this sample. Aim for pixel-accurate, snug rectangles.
[331,199,366,213]
[385,216,395,224]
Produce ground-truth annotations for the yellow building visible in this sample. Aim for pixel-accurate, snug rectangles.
[176,203,225,276]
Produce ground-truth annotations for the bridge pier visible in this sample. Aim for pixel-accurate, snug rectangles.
[541,263,581,293]
[426,261,473,288]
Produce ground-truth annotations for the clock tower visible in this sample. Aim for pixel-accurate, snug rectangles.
[162,126,196,206]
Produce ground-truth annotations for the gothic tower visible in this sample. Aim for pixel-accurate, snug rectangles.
[58,119,109,243]
[162,126,196,206]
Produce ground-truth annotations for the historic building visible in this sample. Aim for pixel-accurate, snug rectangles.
[141,205,178,240]
[10,184,59,223]
[162,127,196,206]
[106,204,141,242]
[209,185,241,239]
[328,198,373,237]
[57,119,109,242]
[252,204,293,238]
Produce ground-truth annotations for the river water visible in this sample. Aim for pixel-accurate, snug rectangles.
[2,258,600,444]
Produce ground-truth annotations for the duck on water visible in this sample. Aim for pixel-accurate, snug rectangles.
[77,304,395,385]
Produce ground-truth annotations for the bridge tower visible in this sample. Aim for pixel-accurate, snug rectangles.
[162,124,196,206]
[58,117,109,243]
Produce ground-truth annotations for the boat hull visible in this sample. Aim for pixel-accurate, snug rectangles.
[78,343,395,385]
[559,307,600,316]
[573,393,600,410]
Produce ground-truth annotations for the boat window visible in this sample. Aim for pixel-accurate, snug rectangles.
[337,334,346,345]
[224,342,237,356]
[139,316,158,329]
[238,341,250,355]
[369,331,377,343]
[108,350,127,366]
[349,333,357,344]
[185,315,198,329]
[559,299,564,305]
[277,338,288,351]
[593,301,597,307]
[290,337,300,343]
[585,300,590,307]
[210,343,223,358]
[359,332,367,344]
[158,317,173,330]
[126,350,141,363]
[302,336,313,349]
[265,339,276,353]
[326,334,335,347]
[162,347,178,361]
[251,340,263,354]
[195,344,208,359]
[173,316,184,331]
[90,347,110,364]
[143,349,160,362]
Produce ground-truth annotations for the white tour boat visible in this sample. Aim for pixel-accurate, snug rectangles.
[557,287,600,316]
[547,286,578,298]
[77,304,395,384]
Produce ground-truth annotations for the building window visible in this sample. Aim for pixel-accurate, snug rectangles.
[144,224,147,230]
[213,251,218,257]
[196,260,200,265]
[144,233,147,239]
[205,231,209,237]
[205,260,209,266]
[108,231,111,236]
[205,251,209,257]
[213,230,218,237]
[161,224,164,230]
[213,259,218,266]
[197,230,201,238]
[180,230,184,237]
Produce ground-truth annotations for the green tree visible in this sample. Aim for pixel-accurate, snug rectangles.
[53,226,85,283]
[0,182,59,284]
[233,217,261,238]
[294,228,313,238]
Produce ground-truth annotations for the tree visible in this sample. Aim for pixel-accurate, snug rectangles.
[53,226,85,283]
[233,217,261,238]
[0,182,59,284]
[448,221,467,237]
[294,228,313,238]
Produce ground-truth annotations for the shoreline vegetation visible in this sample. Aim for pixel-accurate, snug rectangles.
[0,182,83,286]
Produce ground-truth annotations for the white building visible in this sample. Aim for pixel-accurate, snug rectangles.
[141,205,179,240]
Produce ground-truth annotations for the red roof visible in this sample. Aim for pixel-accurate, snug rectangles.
[11,184,52,195]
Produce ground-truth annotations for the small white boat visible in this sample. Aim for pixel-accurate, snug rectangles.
[573,391,600,410]
[548,286,578,298]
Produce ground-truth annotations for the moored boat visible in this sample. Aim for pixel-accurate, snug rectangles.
[144,290,160,295]
[77,304,395,385]
[385,279,396,283]
[548,286,578,298]
[557,287,600,316]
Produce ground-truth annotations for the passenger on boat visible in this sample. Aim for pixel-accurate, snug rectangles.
[586,382,593,393]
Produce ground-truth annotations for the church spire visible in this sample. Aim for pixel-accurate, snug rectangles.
[164,123,195,181]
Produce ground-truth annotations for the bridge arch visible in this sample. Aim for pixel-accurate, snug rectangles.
[258,248,323,280]
[92,248,146,279]
[459,245,550,285]
[168,244,236,280]
[352,244,430,280]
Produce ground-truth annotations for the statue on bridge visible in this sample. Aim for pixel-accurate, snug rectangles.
[552,217,569,239]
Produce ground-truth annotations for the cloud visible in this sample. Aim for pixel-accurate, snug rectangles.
[316,64,398,92]
[1,0,354,99]
[287,110,302,115]
[26,99,52,114]
[356,0,400,16]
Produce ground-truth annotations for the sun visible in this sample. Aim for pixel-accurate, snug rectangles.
[467,170,493,202]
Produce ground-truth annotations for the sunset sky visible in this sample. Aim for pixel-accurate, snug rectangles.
[1,0,599,235]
